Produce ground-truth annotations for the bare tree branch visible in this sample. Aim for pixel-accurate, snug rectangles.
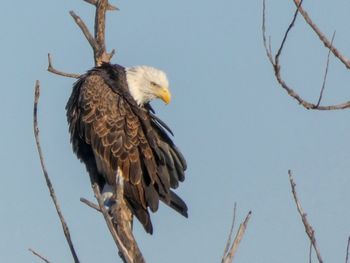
[69,10,99,55]
[93,0,116,65]
[69,0,116,66]
[47,54,81,78]
[289,170,323,263]
[222,209,252,263]
[91,179,146,263]
[222,203,237,260]
[28,248,51,263]
[293,0,350,69]
[346,236,350,263]
[262,0,350,110]
[33,81,80,263]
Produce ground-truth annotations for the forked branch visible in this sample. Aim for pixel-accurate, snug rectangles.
[221,204,252,263]
[72,0,116,66]
[262,0,350,110]
[48,0,116,77]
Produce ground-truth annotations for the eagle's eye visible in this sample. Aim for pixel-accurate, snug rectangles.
[150,81,158,87]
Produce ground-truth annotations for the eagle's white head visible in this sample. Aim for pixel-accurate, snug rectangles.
[126,66,171,106]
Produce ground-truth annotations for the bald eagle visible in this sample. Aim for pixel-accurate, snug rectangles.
[66,63,187,234]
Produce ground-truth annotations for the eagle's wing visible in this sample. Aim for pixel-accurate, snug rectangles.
[66,65,187,234]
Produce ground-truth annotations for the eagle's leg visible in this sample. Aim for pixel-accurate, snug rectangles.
[101,183,115,208]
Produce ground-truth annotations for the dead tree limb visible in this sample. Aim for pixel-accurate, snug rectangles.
[33,81,80,263]
[292,0,350,69]
[69,10,99,55]
[262,0,350,110]
[70,0,115,66]
[92,180,145,263]
[221,206,252,263]
[288,170,323,263]
[47,54,80,78]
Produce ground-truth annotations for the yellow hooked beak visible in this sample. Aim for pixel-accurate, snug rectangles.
[157,87,171,104]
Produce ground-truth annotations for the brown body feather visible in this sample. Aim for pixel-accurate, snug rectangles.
[66,63,187,234]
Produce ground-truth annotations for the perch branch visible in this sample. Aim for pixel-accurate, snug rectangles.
[29,248,51,263]
[221,208,252,263]
[262,0,350,110]
[288,170,323,263]
[293,0,350,69]
[91,180,146,263]
[47,54,81,78]
[33,81,80,263]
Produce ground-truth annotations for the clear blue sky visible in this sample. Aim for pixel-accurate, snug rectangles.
[1,0,350,262]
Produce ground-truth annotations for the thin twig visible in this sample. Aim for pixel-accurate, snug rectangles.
[262,0,274,64]
[316,31,336,107]
[33,81,80,263]
[47,54,80,78]
[275,0,303,60]
[346,236,350,263]
[28,248,51,263]
[80,197,101,212]
[222,211,252,263]
[262,0,350,110]
[222,203,237,260]
[70,11,99,55]
[293,0,350,69]
[289,170,323,263]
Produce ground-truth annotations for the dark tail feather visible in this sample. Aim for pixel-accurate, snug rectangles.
[168,191,188,218]
[133,208,153,234]
[126,200,154,234]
